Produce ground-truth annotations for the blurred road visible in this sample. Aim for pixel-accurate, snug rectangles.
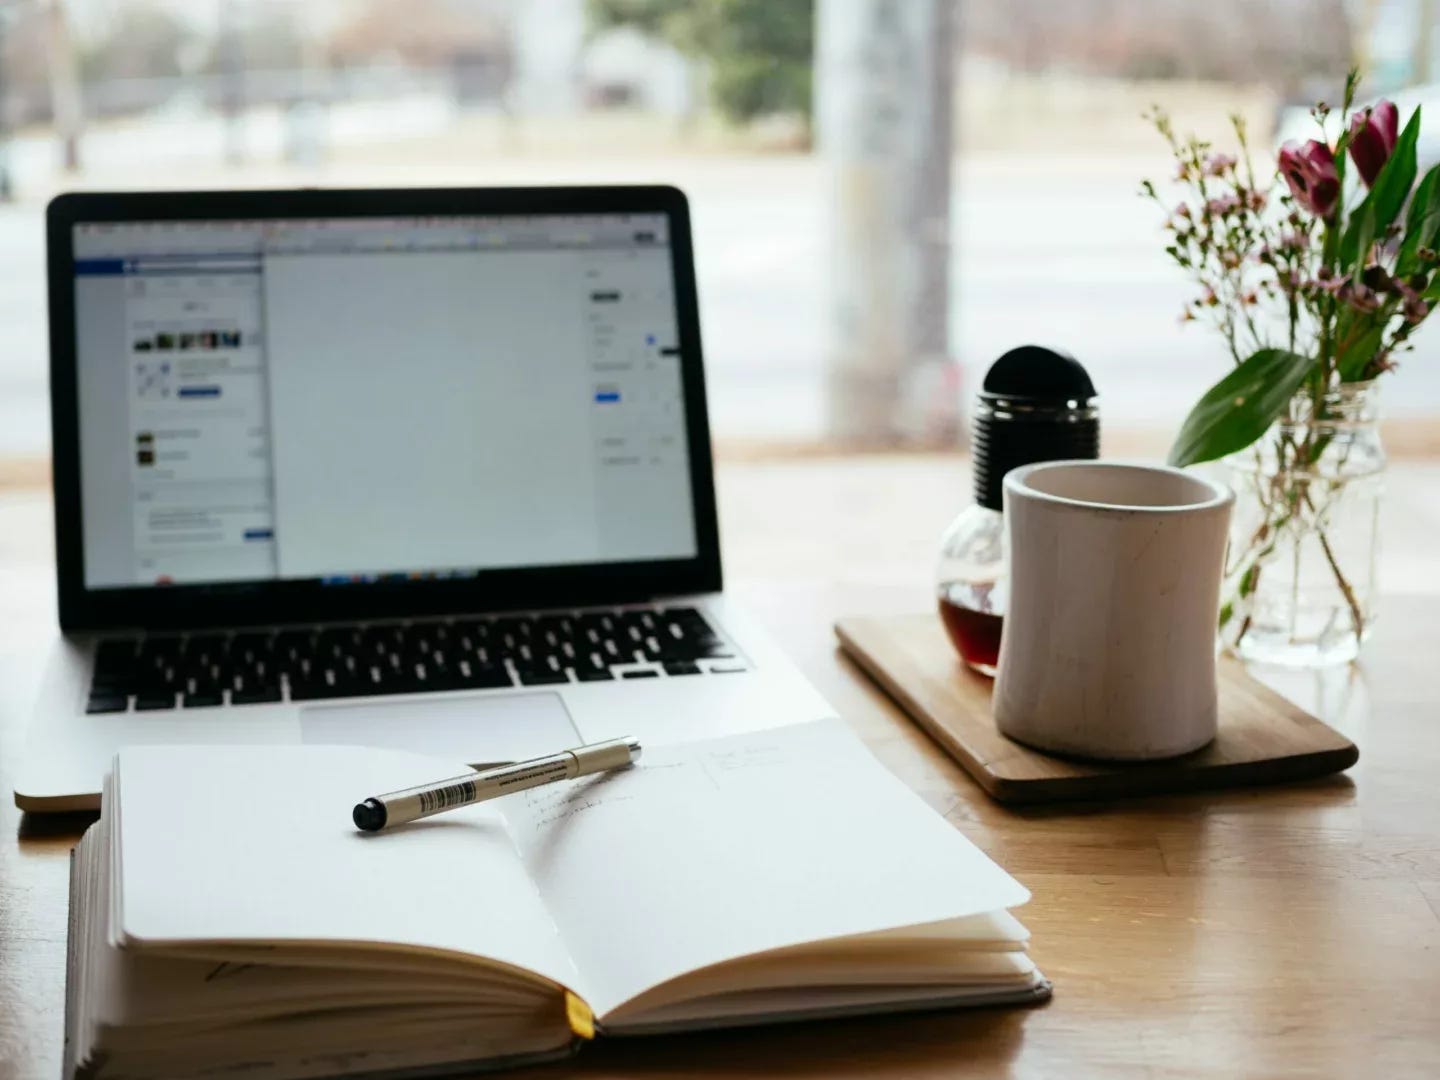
[3,110,1439,458]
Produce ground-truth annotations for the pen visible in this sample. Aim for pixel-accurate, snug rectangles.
[352,736,642,832]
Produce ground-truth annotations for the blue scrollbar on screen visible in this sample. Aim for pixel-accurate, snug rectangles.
[75,255,261,276]
[74,259,126,276]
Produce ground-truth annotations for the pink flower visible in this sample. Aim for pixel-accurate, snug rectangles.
[1205,153,1237,177]
[1204,194,1241,217]
[1348,100,1400,187]
[1392,275,1432,323]
[1336,279,1382,312]
[1278,229,1310,252]
[1279,140,1340,219]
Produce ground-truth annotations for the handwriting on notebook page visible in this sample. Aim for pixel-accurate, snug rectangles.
[518,766,649,828]
[516,740,799,830]
[702,742,791,774]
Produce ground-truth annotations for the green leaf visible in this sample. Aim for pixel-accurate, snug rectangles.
[1397,162,1440,273]
[1350,204,1377,279]
[1337,318,1386,381]
[1167,348,1317,467]
[1239,563,1261,597]
[1340,105,1421,268]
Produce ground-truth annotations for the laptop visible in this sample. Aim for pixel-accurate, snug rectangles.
[16,186,835,813]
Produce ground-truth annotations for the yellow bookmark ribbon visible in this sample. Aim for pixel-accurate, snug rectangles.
[565,990,595,1040]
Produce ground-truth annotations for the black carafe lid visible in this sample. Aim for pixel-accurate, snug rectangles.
[972,345,1099,511]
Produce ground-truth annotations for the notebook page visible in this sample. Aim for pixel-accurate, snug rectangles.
[500,720,1030,1018]
[115,745,581,994]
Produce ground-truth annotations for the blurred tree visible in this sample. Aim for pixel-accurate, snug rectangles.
[201,9,306,75]
[588,0,813,127]
[330,0,513,110]
[962,0,1352,87]
[0,7,10,201]
[78,3,191,84]
[0,3,81,126]
[330,0,509,69]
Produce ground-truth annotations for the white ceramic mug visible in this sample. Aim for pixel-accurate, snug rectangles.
[993,461,1234,761]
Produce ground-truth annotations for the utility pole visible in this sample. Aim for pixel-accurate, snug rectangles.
[816,0,957,445]
[285,1,328,166]
[218,0,245,165]
[48,0,83,173]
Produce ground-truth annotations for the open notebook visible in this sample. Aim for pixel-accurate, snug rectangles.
[65,720,1049,1079]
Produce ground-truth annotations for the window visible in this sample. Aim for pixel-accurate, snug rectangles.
[1,0,1425,470]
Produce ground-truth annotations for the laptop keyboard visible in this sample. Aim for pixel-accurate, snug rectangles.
[85,606,746,713]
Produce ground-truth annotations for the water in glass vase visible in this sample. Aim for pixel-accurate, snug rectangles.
[1220,382,1384,667]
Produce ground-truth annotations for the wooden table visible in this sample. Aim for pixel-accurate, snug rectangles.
[3,461,1439,1079]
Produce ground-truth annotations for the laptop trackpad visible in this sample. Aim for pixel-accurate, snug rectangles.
[298,692,581,766]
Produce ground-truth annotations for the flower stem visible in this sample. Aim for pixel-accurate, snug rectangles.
[1301,479,1367,640]
[1227,413,1369,654]
[1315,525,1366,639]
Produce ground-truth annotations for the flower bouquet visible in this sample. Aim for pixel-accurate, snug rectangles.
[1143,73,1437,665]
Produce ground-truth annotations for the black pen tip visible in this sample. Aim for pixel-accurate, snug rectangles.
[353,799,387,832]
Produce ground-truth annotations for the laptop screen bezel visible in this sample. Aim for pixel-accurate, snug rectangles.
[48,186,722,632]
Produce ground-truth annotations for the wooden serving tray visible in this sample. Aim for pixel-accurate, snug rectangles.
[835,613,1359,804]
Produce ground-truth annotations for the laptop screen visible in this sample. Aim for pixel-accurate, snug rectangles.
[70,213,699,591]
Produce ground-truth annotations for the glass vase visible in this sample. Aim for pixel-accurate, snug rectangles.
[1220,381,1384,667]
